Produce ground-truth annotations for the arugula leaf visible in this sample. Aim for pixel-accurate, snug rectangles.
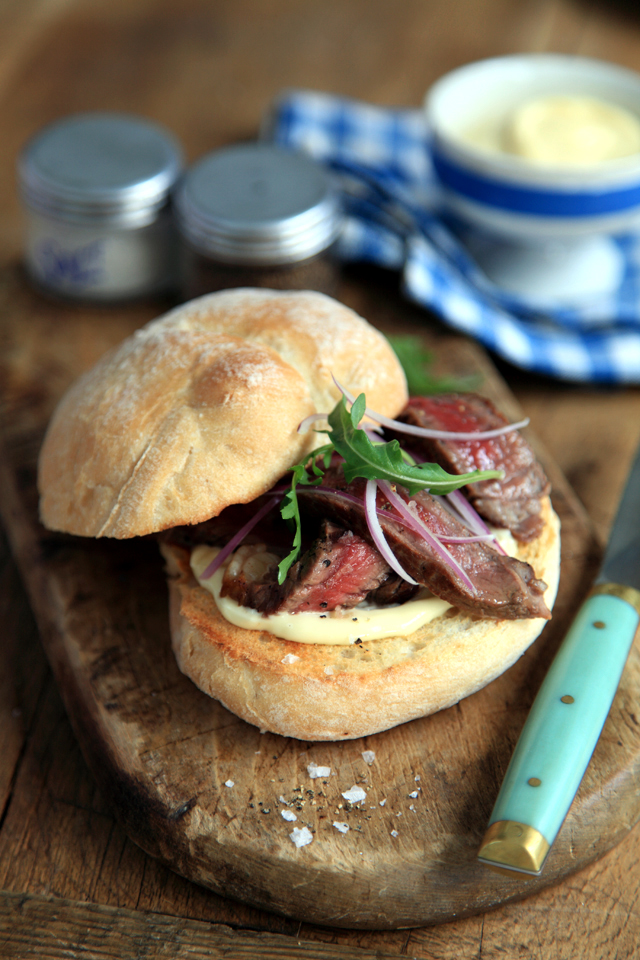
[388,334,480,396]
[327,395,503,495]
[276,396,504,584]
[277,442,332,584]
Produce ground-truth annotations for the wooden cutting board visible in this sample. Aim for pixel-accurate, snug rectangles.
[1,263,637,931]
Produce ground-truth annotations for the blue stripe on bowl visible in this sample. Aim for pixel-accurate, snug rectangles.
[432,149,640,218]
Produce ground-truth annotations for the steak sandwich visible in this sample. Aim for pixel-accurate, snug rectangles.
[38,289,560,741]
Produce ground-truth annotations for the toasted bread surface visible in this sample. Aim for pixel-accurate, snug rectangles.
[163,497,560,741]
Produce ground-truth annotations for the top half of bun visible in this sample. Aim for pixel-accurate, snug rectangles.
[38,289,408,540]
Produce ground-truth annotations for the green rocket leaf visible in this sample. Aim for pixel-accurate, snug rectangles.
[276,394,503,584]
[327,395,502,495]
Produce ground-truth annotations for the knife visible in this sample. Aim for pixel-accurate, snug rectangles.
[477,441,640,876]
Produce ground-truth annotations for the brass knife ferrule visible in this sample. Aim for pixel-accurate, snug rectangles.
[589,582,640,617]
[478,820,550,876]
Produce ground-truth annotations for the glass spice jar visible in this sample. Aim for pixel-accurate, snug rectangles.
[174,143,343,299]
[18,112,183,302]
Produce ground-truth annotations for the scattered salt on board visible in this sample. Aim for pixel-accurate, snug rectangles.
[290,826,314,847]
[342,785,366,804]
[307,762,331,779]
[333,822,349,834]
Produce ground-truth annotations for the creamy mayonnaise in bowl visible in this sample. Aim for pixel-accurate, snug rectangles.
[424,54,640,304]
[424,54,640,240]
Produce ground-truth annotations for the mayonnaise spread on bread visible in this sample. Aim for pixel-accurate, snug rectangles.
[190,529,519,645]
[190,544,451,645]
[462,95,640,165]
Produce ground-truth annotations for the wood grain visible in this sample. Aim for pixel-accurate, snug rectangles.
[1,0,640,954]
[2,263,636,932]
[0,890,405,960]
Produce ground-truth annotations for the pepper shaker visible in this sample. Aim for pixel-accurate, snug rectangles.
[174,143,342,299]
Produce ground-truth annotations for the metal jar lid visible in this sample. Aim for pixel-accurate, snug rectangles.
[174,143,342,265]
[18,112,183,227]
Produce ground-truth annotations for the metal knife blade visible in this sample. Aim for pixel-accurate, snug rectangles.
[477,441,640,876]
[595,440,640,592]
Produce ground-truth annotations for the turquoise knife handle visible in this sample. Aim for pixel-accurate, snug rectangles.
[478,589,640,875]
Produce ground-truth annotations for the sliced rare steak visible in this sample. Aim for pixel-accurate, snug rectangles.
[276,521,392,614]
[367,571,421,606]
[297,471,551,620]
[219,520,393,615]
[391,394,550,542]
[163,497,292,552]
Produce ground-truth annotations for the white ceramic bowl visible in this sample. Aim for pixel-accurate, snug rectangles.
[424,54,640,304]
[424,53,640,240]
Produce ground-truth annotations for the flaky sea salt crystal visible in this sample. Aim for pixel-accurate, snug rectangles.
[409,790,419,798]
[361,750,376,765]
[333,821,349,834]
[290,826,314,847]
[391,829,399,838]
[224,780,234,788]
[342,785,366,804]
[281,653,299,664]
[379,799,387,807]
[281,809,297,822]
[307,762,331,779]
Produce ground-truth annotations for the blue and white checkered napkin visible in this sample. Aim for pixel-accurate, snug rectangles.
[266,89,640,383]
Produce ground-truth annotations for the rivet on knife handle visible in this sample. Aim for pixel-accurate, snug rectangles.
[478,585,640,876]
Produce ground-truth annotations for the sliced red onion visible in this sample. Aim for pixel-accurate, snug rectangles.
[297,413,329,434]
[298,411,383,440]
[437,533,496,543]
[199,495,281,580]
[364,480,418,585]
[296,485,490,544]
[333,377,528,440]
[378,481,476,594]
[446,488,508,556]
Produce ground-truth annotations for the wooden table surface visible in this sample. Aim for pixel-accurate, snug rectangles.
[2,1,640,957]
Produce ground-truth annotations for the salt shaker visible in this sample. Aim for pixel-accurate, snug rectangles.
[18,112,183,301]
[174,143,342,298]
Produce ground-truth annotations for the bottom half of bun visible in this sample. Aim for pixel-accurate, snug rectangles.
[160,497,560,741]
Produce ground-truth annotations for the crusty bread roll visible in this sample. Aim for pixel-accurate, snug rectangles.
[38,289,408,539]
[162,497,559,741]
[38,287,560,742]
